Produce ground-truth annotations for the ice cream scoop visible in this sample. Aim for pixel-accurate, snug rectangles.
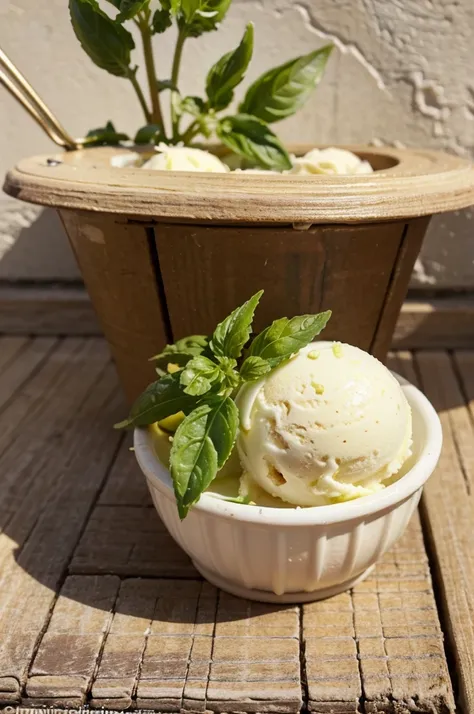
[236,342,412,506]
[290,147,373,175]
[142,144,229,172]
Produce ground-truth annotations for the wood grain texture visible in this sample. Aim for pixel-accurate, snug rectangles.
[59,210,168,403]
[389,351,474,714]
[303,513,453,714]
[27,576,119,706]
[5,145,474,222]
[70,505,195,577]
[155,221,407,353]
[393,298,474,349]
[370,217,429,360]
[0,347,124,704]
[3,289,474,351]
[0,339,470,712]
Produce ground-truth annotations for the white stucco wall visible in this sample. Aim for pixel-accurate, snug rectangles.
[1,0,473,286]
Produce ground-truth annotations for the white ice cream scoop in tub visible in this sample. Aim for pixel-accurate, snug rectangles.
[134,370,441,603]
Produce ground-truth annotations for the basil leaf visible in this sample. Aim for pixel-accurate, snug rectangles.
[240,355,271,381]
[249,310,332,366]
[206,23,253,111]
[116,0,148,21]
[210,290,263,359]
[239,44,333,123]
[170,397,238,518]
[69,0,135,77]
[114,373,196,428]
[152,7,172,33]
[179,0,231,36]
[217,115,291,171]
[180,95,207,117]
[84,121,129,146]
[150,335,209,361]
[180,355,221,396]
[134,123,162,144]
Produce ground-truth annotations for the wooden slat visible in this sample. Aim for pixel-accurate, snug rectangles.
[90,579,161,710]
[370,217,428,360]
[394,299,474,349]
[0,339,110,543]
[208,594,301,713]
[70,505,195,577]
[99,437,152,506]
[390,351,474,713]
[26,576,120,706]
[0,355,124,703]
[60,210,169,403]
[0,286,100,336]
[154,222,405,352]
[304,513,454,713]
[0,336,29,370]
[0,336,57,415]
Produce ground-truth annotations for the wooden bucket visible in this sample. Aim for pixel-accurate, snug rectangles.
[4,145,474,403]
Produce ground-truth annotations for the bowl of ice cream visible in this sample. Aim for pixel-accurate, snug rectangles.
[133,338,442,603]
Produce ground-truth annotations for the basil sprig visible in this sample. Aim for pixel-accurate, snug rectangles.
[115,290,331,518]
[69,0,333,169]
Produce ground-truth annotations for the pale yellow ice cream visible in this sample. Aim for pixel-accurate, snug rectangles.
[236,342,412,506]
[142,144,229,172]
[290,147,373,175]
[141,145,372,175]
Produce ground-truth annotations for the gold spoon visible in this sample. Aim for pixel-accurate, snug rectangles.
[0,47,82,151]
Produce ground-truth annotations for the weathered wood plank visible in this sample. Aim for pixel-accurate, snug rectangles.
[0,358,124,703]
[155,222,405,353]
[90,579,160,710]
[99,436,152,507]
[27,576,119,706]
[393,298,474,349]
[207,593,301,714]
[0,336,29,371]
[0,339,110,545]
[304,512,454,714]
[390,351,474,714]
[70,505,195,577]
[60,211,169,403]
[0,286,101,336]
[0,336,57,415]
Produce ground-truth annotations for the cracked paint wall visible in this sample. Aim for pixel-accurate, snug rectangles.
[1,0,473,286]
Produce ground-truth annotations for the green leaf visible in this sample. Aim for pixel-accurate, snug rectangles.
[179,0,231,36]
[152,7,172,33]
[180,355,221,396]
[152,351,195,375]
[134,123,162,144]
[240,355,271,381]
[69,0,135,77]
[84,121,129,146]
[180,95,207,117]
[239,44,333,123]
[206,23,253,111]
[217,114,291,171]
[114,373,196,428]
[170,397,238,517]
[249,311,331,367]
[210,290,263,359]
[116,0,148,21]
[150,335,209,360]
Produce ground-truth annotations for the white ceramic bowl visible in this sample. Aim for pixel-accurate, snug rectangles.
[134,373,441,603]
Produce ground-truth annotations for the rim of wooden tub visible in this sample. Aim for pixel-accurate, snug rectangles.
[3,144,474,224]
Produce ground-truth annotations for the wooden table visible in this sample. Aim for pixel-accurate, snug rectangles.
[0,336,472,713]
